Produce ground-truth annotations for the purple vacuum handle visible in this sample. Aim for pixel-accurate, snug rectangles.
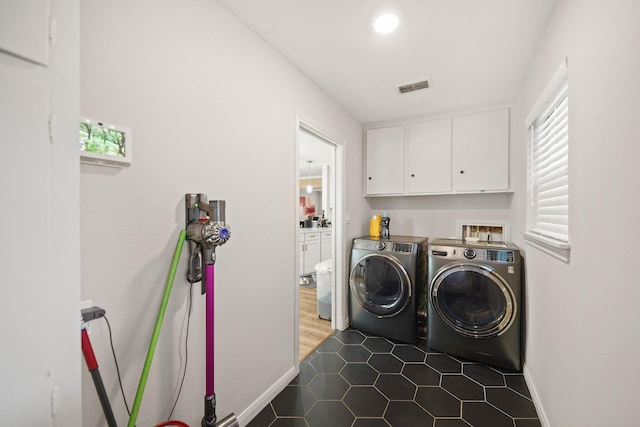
[206,263,215,397]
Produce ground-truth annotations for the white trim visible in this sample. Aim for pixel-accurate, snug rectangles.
[237,366,297,425]
[525,58,568,128]
[294,112,348,364]
[523,231,570,263]
[523,364,550,427]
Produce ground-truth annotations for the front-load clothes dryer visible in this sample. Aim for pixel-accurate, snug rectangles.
[349,236,428,344]
[427,238,523,371]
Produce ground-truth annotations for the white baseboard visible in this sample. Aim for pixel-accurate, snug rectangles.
[523,363,549,427]
[236,366,298,425]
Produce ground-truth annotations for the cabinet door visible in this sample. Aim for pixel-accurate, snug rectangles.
[452,109,509,192]
[365,126,405,195]
[0,0,50,65]
[299,241,305,277]
[304,237,321,275]
[406,118,452,193]
[320,231,332,262]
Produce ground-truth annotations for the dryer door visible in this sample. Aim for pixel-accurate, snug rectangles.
[350,253,411,317]
[430,263,516,338]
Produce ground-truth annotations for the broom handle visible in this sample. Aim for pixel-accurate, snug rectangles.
[128,230,186,427]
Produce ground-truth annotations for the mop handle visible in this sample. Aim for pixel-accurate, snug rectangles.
[82,327,118,427]
[128,230,186,427]
[205,263,215,397]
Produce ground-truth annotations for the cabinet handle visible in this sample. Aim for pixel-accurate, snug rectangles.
[368,177,372,180]
[411,173,415,177]
[460,170,464,174]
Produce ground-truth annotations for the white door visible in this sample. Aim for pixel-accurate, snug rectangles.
[0,1,81,425]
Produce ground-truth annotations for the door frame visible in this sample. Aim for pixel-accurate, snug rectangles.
[294,112,347,363]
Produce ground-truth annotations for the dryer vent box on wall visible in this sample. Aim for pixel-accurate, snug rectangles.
[457,221,510,243]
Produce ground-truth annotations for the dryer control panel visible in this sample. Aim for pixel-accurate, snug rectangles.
[353,239,417,254]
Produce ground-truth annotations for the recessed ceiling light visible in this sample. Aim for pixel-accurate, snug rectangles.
[374,13,399,34]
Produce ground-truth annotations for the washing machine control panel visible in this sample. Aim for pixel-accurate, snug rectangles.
[430,245,515,263]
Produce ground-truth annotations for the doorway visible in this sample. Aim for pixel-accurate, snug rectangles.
[295,115,345,362]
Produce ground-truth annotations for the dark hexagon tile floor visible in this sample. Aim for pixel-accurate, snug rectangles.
[247,329,541,427]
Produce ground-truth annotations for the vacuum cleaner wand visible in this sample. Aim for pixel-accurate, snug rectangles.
[184,194,238,427]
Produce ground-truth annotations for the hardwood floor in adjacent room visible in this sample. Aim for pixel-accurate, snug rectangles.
[299,285,333,361]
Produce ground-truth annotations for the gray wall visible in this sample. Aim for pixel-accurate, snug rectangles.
[510,0,640,425]
[80,1,367,425]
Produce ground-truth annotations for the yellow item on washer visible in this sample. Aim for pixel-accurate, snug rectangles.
[369,215,382,237]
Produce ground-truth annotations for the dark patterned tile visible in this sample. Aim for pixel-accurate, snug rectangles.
[463,364,505,386]
[505,375,532,398]
[338,344,372,362]
[384,401,434,427]
[486,388,537,418]
[309,352,346,373]
[271,385,316,417]
[335,329,366,344]
[515,418,542,427]
[290,361,317,386]
[434,419,472,427]
[352,419,390,427]
[362,337,394,353]
[402,363,441,386]
[462,402,514,427]
[415,386,461,417]
[368,353,404,373]
[343,386,388,417]
[255,330,539,427]
[375,373,417,400]
[392,345,427,362]
[245,403,276,427]
[441,375,484,401]
[426,354,462,373]
[305,400,354,427]
[271,418,309,427]
[308,373,350,400]
[340,362,378,385]
[315,337,343,353]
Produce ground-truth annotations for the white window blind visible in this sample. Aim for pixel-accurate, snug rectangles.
[524,59,570,262]
[529,78,569,242]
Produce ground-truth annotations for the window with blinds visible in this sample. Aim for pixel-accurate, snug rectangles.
[524,59,570,262]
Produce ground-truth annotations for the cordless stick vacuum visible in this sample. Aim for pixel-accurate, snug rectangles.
[184,194,237,427]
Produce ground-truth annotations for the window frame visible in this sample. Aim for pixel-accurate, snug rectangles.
[523,59,571,263]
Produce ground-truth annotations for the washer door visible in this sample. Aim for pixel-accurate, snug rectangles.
[430,263,516,338]
[350,253,411,317]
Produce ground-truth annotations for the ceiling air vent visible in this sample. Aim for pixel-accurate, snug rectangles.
[398,79,430,94]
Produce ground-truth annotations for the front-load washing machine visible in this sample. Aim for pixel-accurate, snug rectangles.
[349,236,428,344]
[427,238,523,371]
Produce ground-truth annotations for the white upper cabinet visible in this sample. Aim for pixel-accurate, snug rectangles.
[365,126,405,195]
[452,109,510,192]
[364,108,510,196]
[406,118,452,193]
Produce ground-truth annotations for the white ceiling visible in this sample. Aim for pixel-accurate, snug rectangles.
[299,127,334,176]
[217,0,558,125]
